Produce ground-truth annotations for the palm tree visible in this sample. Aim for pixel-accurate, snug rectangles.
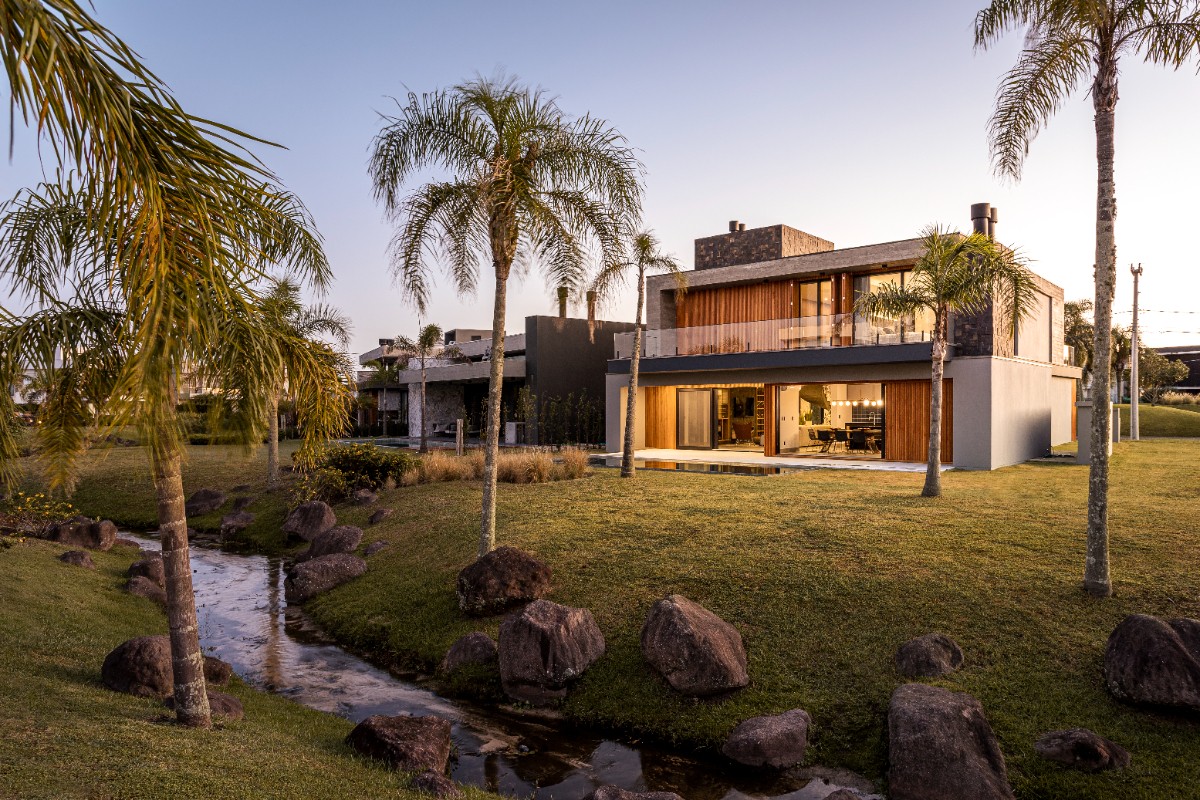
[256,279,352,487]
[1,1,333,728]
[856,225,1038,497]
[589,231,686,478]
[369,74,643,557]
[393,324,464,454]
[975,2,1200,596]
[361,357,401,437]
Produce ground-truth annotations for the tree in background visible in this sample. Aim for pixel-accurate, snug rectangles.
[589,231,686,478]
[975,0,1200,597]
[393,324,464,453]
[1137,348,1190,403]
[1,1,335,727]
[361,357,401,437]
[857,225,1037,497]
[370,74,642,557]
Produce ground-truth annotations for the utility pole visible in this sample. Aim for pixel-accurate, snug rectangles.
[1130,263,1143,441]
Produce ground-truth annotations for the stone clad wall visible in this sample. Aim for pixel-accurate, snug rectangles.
[408,382,466,438]
[694,225,834,270]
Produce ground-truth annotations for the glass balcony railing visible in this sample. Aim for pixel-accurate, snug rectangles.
[613,313,938,360]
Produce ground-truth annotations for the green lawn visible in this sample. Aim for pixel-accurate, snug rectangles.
[1117,404,1200,437]
[19,439,1200,799]
[0,535,496,800]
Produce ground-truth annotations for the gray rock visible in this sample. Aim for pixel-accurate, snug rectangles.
[895,633,964,678]
[352,488,378,506]
[364,540,390,557]
[166,689,244,721]
[128,554,165,588]
[281,501,336,542]
[230,496,254,512]
[888,683,1014,800]
[127,575,167,606]
[345,714,453,773]
[582,787,684,800]
[296,525,363,563]
[45,516,116,551]
[641,594,748,696]
[58,550,95,569]
[498,599,605,705]
[185,488,227,517]
[368,508,394,526]
[204,655,234,686]
[101,636,173,698]
[1034,728,1130,772]
[411,769,462,798]
[1104,614,1200,712]
[439,632,498,675]
[219,510,255,541]
[230,483,252,493]
[456,546,552,616]
[284,553,367,603]
[823,792,862,800]
[722,708,811,768]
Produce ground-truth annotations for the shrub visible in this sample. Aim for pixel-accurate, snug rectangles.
[465,449,486,479]
[524,450,553,483]
[315,443,417,491]
[292,467,351,504]
[1159,391,1198,405]
[557,447,591,480]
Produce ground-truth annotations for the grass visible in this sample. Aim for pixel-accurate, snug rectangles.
[0,535,496,800]
[21,439,1200,798]
[1117,404,1200,437]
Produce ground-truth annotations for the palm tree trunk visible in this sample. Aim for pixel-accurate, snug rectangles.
[479,269,508,557]
[267,392,280,489]
[621,266,646,478]
[922,310,947,497]
[1084,67,1118,598]
[151,440,211,728]
[419,360,428,454]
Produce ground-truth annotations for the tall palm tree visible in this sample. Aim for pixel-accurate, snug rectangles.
[975,1,1200,596]
[589,231,686,478]
[393,323,464,454]
[370,74,643,557]
[856,225,1038,497]
[256,279,353,487]
[2,1,333,728]
[361,357,401,437]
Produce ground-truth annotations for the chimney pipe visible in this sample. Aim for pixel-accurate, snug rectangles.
[988,206,999,239]
[970,203,991,236]
[557,286,568,318]
[729,220,740,233]
[738,223,746,232]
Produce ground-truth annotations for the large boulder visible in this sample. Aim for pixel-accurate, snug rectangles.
[128,554,165,588]
[582,787,684,800]
[219,511,255,541]
[166,690,244,722]
[498,599,605,705]
[439,632,498,675]
[58,550,95,569]
[296,525,363,564]
[185,488,227,517]
[45,516,117,551]
[284,553,367,603]
[1103,614,1200,712]
[345,714,453,773]
[281,501,337,542]
[127,575,167,606]
[721,708,812,768]
[457,546,552,616]
[1034,728,1130,772]
[640,594,749,696]
[888,683,1014,800]
[101,636,173,698]
[895,633,964,678]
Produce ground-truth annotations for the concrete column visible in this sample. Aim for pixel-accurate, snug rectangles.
[1112,405,1121,443]
[1076,401,1112,464]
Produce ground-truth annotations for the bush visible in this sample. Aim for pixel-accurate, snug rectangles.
[1159,391,1198,405]
[420,451,473,483]
[315,443,418,490]
[292,467,351,504]
[556,447,591,480]
[524,450,553,483]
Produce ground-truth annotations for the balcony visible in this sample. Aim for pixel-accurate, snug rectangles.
[613,313,937,360]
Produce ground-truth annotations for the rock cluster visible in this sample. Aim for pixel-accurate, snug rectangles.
[101,635,234,699]
[45,516,117,551]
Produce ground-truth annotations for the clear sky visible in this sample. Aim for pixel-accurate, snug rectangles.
[4,0,1199,356]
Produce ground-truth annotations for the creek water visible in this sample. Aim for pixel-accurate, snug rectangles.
[129,534,880,800]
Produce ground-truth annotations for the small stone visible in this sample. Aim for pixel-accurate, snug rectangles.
[219,510,255,541]
[411,769,462,798]
[439,632,498,675]
[368,508,394,526]
[722,708,811,768]
[185,488,227,517]
[352,488,378,506]
[58,550,95,569]
[345,714,453,773]
[1034,728,1130,772]
[895,633,964,678]
[127,575,167,606]
[364,540,390,557]
[284,553,367,603]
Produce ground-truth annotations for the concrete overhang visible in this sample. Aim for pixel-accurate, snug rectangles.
[608,342,942,375]
[399,356,526,385]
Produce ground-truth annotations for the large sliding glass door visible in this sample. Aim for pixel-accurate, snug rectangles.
[676,389,714,449]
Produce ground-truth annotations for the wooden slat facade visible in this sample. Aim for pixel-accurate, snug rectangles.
[882,380,953,463]
[677,283,796,328]
[643,386,677,449]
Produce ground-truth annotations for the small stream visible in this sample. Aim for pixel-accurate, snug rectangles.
[129,535,880,800]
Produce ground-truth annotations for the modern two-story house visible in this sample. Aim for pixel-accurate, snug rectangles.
[605,205,1082,470]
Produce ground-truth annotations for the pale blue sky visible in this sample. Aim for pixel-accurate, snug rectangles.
[5,1,1199,354]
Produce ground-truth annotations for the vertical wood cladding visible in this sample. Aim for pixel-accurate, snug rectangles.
[882,380,953,463]
[644,386,677,449]
[694,225,835,270]
[677,283,797,327]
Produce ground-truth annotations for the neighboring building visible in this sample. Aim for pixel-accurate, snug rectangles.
[358,315,636,444]
[605,204,1083,470]
[1157,345,1200,394]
